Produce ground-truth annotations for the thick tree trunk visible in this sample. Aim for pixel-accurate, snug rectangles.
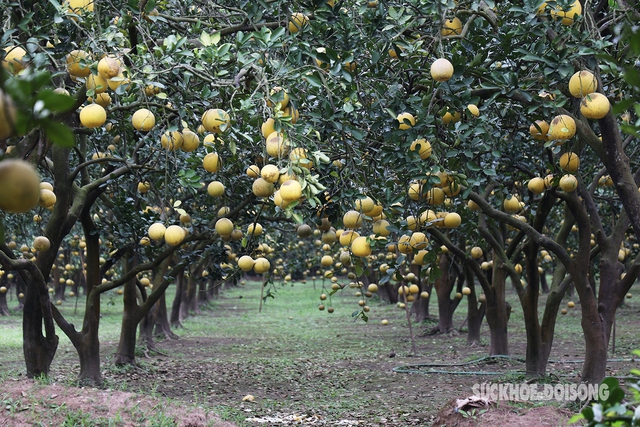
[485,263,509,355]
[0,277,9,315]
[114,253,139,366]
[580,289,608,384]
[434,255,460,334]
[75,290,102,385]
[154,293,178,339]
[411,263,430,322]
[465,265,485,345]
[22,277,58,377]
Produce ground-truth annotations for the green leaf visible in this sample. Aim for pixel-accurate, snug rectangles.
[42,120,74,147]
[303,73,323,88]
[37,90,76,113]
[567,413,585,424]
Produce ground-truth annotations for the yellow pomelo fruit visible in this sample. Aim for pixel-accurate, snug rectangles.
[397,235,412,254]
[339,230,360,246]
[86,73,107,94]
[278,170,296,185]
[39,189,57,208]
[580,92,610,120]
[559,174,578,192]
[261,164,280,183]
[397,112,416,130]
[373,219,391,236]
[0,160,41,213]
[164,225,186,246]
[322,230,336,244]
[202,108,230,133]
[203,152,222,172]
[527,177,546,194]
[471,246,483,259]
[268,87,290,109]
[97,56,121,80]
[40,182,54,191]
[80,104,107,128]
[550,0,582,25]
[107,72,129,91]
[207,181,225,197]
[33,236,51,252]
[467,200,480,211]
[503,195,521,213]
[410,138,432,160]
[343,210,363,229]
[351,236,372,257]
[215,218,234,236]
[252,178,275,197]
[246,165,260,178]
[148,223,166,241]
[253,257,271,274]
[261,118,276,138]
[443,212,462,228]
[181,130,200,152]
[409,232,428,249]
[282,104,300,124]
[368,203,384,218]
[408,190,423,206]
[321,255,333,267]
[132,108,155,131]
[161,131,183,150]
[280,179,302,201]
[138,181,150,193]
[247,223,263,236]
[237,255,254,272]
[441,17,462,36]
[2,46,27,74]
[66,50,92,77]
[442,109,461,125]
[273,190,290,208]
[68,0,94,14]
[91,92,111,107]
[529,120,549,140]
[288,13,309,33]
[467,104,480,117]
[431,58,454,82]
[202,134,217,147]
[568,70,597,98]
[425,187,445,205]
[548,114,576,141]
[290,147,312,169]
[559,152,580,172]
[266,131,290,157]
[354,196,374,213]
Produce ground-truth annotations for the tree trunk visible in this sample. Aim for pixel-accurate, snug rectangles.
[0,276,9,315]
[434,255,460,334]
[579,286,608,384]
[170,274,183,327]
[154,293,179,339]
[114,252,139,366]
[411,263,430,322]
[22,276,58,377]
[485,262,509,355]
[465,264,485,345]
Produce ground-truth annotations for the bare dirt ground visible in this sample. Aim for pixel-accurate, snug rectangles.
[1,280,638,426]
[0,377,234,427]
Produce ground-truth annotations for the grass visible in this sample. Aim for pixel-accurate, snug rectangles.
[0,276,638,426]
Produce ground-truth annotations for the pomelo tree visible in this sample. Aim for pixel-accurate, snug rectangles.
[1,0,639,387]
